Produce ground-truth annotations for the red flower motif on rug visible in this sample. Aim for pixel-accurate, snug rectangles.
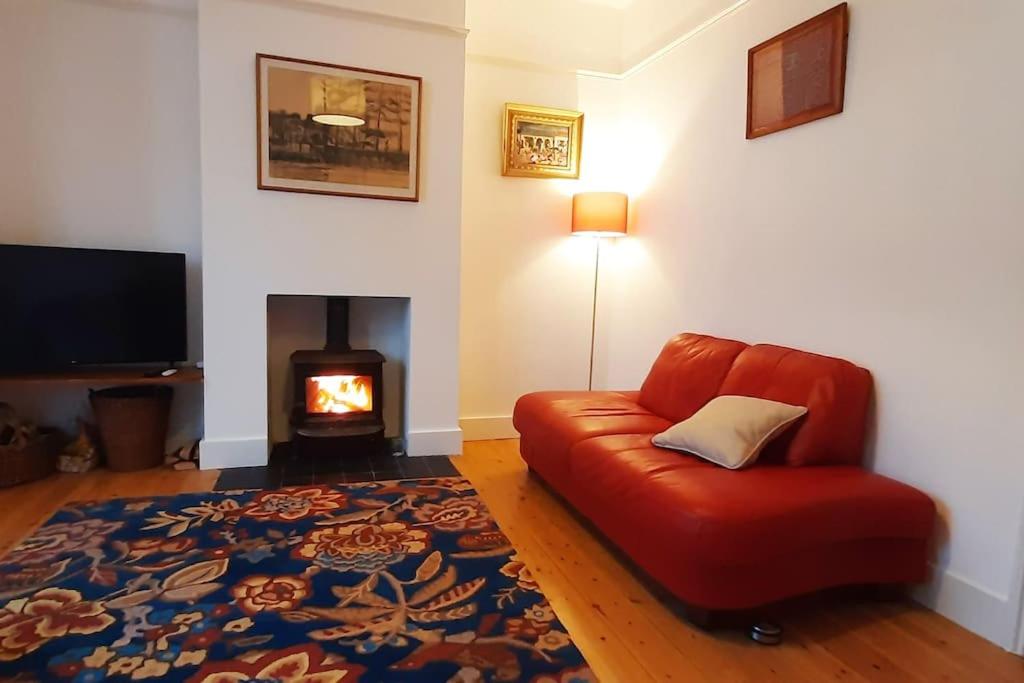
[187,643,365,683]
[0,588,113,661]
[231,574,311,615]
[293,522,430,573]
[413,496,492,532]
[244,486,347,522]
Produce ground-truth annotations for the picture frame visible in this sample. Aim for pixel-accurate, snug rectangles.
[502,103,584,179]
[746,3,849,140]
[256,53,422,201]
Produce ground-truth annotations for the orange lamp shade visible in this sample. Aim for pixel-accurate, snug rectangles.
[571,192,628,237]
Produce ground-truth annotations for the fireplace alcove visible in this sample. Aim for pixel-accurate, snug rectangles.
[267,294,409,464]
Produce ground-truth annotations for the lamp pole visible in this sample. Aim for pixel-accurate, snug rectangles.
[588,238,602,391]
[571,192,628,393]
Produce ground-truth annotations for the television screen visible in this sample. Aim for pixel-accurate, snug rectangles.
[0,245,187,372]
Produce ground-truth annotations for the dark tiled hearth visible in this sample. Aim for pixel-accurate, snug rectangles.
[213,441,458,491]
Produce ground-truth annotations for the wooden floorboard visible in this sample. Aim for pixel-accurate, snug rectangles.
[452,439,1024,683]
[0,467,219,556]
[0,440,1021,681]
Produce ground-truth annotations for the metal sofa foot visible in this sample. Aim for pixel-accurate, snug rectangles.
[749,621,783,645]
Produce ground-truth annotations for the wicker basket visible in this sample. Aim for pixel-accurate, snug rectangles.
[0,429,63,488]
[90,386,173,472]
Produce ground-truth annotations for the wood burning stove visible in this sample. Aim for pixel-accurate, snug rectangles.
[290,298,385,450]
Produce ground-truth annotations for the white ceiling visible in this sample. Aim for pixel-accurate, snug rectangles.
[577,0,636,7]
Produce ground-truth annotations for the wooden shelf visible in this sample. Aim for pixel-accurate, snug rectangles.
[0,367,204,387]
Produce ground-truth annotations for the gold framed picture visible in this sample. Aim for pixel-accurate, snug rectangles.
[502,103,583,179]
[256,53,421,201]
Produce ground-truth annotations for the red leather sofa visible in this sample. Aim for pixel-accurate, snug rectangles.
[513,333,935,611]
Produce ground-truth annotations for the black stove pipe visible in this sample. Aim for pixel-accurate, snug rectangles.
[324,297,351,353]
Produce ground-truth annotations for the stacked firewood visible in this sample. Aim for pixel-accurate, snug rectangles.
[165,440,200,470]
[0,404,63,487]
[58,420,101,473]
[0,403,37,449]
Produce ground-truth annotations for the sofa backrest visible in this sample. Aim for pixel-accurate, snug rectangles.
[718,344,873,466]
[640,333,873,467]
[638,333,748,423]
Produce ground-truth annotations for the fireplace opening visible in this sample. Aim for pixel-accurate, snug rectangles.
[289,297,386,454]
[305,375,373,414]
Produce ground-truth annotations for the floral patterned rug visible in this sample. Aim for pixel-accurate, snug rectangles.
[0,477,595,682]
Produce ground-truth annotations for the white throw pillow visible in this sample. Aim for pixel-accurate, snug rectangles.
[651,395,807,470]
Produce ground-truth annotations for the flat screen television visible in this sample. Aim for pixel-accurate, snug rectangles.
[0,244,187,373]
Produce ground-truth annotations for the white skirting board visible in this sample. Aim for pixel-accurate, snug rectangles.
[406,428,463,457]
[199,436,268,470]
[202,429,464,466]
[913,564,1017,650]
[459,415,518,441]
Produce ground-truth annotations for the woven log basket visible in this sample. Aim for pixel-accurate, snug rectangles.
[0,429,63,488]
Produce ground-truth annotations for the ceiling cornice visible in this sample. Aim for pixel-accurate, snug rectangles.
[467,0,750,80]
[102,0,470,36]
[465,53,588,77]
[94,0,748,70]
[611,0,749,79]
[240,0,470,37]
[71,0,198,18]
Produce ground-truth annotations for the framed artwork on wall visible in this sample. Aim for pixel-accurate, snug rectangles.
[502,103,584,179]
[746,3,849,140]
[256,54,422,201]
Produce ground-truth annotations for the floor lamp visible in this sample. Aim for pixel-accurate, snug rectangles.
[571,192,629,391]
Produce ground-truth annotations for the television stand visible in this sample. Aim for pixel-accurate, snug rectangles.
[0,367,203,387]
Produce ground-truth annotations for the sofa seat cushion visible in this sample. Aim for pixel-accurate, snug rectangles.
[567,435,935,568]
[513,392,671,482]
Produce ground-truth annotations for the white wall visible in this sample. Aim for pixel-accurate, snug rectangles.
[459,55,627,439]
[589,0,1024,647]
[459,0,694,440]
[459,59,591,438]
[199,0,466,467]
[0,0,203,447]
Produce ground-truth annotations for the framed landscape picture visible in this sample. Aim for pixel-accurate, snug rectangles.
[502,104,583,179]
[256,54,422,201]
[746,3,849,139]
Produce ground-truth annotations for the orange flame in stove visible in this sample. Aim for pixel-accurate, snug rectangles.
[305,375,372,414]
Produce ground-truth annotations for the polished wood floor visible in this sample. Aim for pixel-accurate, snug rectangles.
[0,467,220,557]
[455,440,1024,683]
[1,440,1021,682]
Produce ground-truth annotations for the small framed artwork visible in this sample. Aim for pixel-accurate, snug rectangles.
[746,3,849,140]
[502,104,583,179]
[256,54,422,201]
